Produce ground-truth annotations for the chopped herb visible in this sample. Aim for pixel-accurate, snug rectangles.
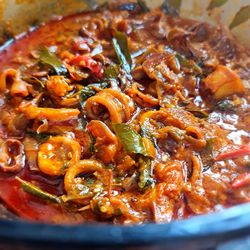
[207,0,228,10]
[161,0,182,16]
[137,0,150,12]
[104,65,119,79]
[26,131,53,143]
[22,76,46,88]
[104,164,115,170]
[186,107,209,118]
[112,30,132,74]
[61,162,69,173]
[216,99,237,112]
[229,5,250,29]
[112,123,148,156]
[85,177,95,185]
[179,100,191,107]
[115,176,124,183]
[201,138,214,171]
[79,82,110,108]
[38,47,67,75]
[176,53,202,75]
[138,157,154,191]
[77,116,88,130]
[88,132,96,154]
[16,177,61,204]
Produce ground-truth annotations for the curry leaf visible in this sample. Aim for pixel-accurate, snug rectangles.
[104,65,119,79]
[216,99,237,111]
[22,76,46,89]
[229,5,250,29]
[88,131,97,154]
[137,0,150,13]
[176,53,202,75]
[38,47,67,75]
[138,157,155,191]
[26,131,53,143]
[201,138,215,171]
[112,124,147,156]
[112,30,132,74]
[16,177,61,204]
[161,0,182,15]
[79,82,110,108]
[186,107,209,118]
[207,0,228,10]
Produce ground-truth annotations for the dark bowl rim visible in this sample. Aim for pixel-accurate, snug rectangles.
[0,202,249,246]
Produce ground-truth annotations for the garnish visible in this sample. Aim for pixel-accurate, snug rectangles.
[16,177,61,204]
[112,30,132,74]
[112,123,148,156]
[79,82,110,108]
[38,47,67,75]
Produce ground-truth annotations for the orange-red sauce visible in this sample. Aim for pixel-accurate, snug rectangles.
[0,7,249,224]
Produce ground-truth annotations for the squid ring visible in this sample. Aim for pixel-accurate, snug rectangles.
[64,159,106,198]
[0,139,25,173]
[85,89,134,123]
[38,136,81,176]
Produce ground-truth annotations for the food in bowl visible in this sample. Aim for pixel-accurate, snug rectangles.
[0,2,249,224]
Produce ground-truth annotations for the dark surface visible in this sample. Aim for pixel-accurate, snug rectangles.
[0,203,249,250]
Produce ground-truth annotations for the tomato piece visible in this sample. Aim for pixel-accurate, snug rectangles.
[215,145,250,161]
[69,55,103,79]
[231,173,250,188]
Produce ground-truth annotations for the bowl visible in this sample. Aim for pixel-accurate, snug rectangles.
[0,1,249,249]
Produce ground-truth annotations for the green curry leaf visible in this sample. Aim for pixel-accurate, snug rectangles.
[176,53,202,75]
[38,47,67,75]
[137,0,150,13]
[112,30,132,74]
[161,0,182,15]
[104,65,120,79]
[79,82,110,108]
[229,5,250,29]
[207,0,228,10]
[112,123,147,156]
[216,99,237,112]
[186,107,209,118]
[16,177,61,204]
[138,157,155,191]
[26,131,54,143]
[200,138,215,171]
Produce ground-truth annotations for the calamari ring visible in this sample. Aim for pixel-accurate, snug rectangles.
[19,104,80,122]
[64,159,106,198]
[38,136,81,176]
[0,139,25,173]
[126,83,159,108]
[85,89,134,123]
[185,126,206,149]
[0,69,29,97]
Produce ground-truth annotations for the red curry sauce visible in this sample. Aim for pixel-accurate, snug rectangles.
[0,5,249,224]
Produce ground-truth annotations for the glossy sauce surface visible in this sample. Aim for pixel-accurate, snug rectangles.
[0,7,249,224]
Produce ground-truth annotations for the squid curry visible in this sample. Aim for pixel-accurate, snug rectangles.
[0,3,249,224]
